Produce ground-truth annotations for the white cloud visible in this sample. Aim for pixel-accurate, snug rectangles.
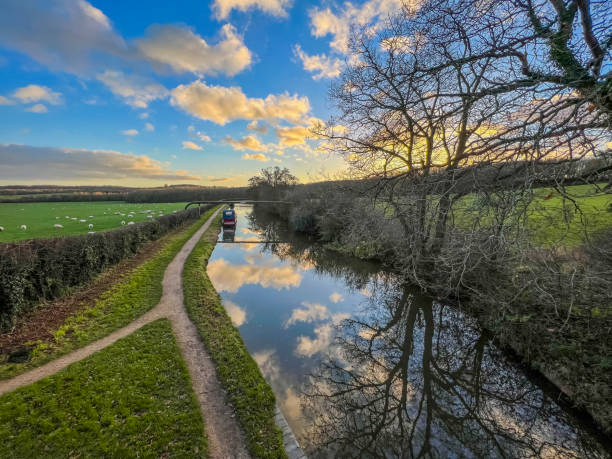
[224,135,268,151]
[0,0,127,74]
[309,0,405,55]
[170,80,310,125]
[139,112,150,119]
[182,140,203,150]
[13,85,63,105]
[223,300,247,326]
[284,302,329,328]
[208,257,302,292]
[0,144,200,183]
[121,129,138,136]
[97,70,169,108]
[188,126,212,142]
[295,323,333,357]
[137,24,251,77]
[26,104,48,113]
[242,153,270,161]
[212,0,292,19]
[0,96,15,105]
[144,122,154,132]
[294,45,342,79]
[329,292,344,303]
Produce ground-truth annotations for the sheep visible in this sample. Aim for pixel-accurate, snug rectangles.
[20,225,27,230]
[71,217,77,220]
[79,219,87,223]
[147,215,153,219]
[88,215,94,218]
[127,221,135,225]
[65,216,70,219]
[121,220,126,225]
[56,216,60,219]
[0,226,4,232]
[88,231,95,234]
[88,224,94,229]
[54,224,64,228]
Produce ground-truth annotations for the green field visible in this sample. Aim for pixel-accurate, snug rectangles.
[453,184,612,248]
[0,201,189,242]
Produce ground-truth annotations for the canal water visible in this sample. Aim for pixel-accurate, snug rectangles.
[208,205,609,458]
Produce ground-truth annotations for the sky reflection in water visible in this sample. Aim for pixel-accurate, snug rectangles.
[207,205,608,458]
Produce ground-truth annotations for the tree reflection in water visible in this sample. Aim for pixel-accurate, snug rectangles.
[248,205,607,458]
[301,279,605,458]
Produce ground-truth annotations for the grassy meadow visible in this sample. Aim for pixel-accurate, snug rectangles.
[0,201,189,242]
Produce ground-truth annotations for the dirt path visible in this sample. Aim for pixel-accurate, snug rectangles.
[0,208,251,458]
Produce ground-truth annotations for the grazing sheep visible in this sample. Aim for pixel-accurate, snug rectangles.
[20,225,27,230]
[65,216,70,219]
[88,231,95,234]
[88,224,94,229]
[56,216,60,219]
[54,224,63,228]
[121,220,126,225]
[0,226,4,232]
[71,217,77,220]
[79,219,87,223]
[88,215,94,218]
[127,221,135,225]
[147,215,153,218]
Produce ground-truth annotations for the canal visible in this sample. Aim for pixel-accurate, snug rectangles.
[208,204,609,457]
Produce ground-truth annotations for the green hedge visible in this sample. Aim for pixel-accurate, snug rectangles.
[0,205,212,332]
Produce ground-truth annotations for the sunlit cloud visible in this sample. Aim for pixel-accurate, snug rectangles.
[0,144,201,183]
[25,104,48,114]
[224,135,269,151]
[97,70,169,108]
[242,153,270,161]
[247,120,268,134]
[294,45,342,79]
[223,299,247,326]
[284,302,330,328]
[144,122,154,132]
[295,323,333,357]
[207,257,302,292]
[329,292,344,303]
[13,85,63,105]
[182,140,203,150]
[137,24,251,76]
[170,80,310,125]
[121,129,138,136]
[212,0,292,19]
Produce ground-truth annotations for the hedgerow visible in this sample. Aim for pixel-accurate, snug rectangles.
[0,205,212,331]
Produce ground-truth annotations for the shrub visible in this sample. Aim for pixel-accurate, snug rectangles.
[0,205,212,331]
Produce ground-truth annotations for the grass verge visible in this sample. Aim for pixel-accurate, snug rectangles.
[0,206,220,380]
[183,214,287,458]
[0,319,206,458]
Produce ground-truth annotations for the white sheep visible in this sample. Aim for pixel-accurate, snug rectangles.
[147,215,153,219]
[0,226,4,232]
[20,225,27,230]
[71,217,77,220]
[65,216,70,219]
[88,215,94,218]
[88,224,94,229]
[88,231,95,234]
[56,216,60,219]
[79,219,87,223]
[54,224,64,228]
[127,221,135,225]
[121,220,126,225]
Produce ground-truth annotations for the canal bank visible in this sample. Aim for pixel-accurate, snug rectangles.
[205,204,610,457]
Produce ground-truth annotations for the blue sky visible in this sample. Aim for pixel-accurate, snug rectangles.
[0,0,403,186]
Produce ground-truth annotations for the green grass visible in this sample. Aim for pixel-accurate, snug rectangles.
[526,184,612,247]
[183,213,286,458]
[0,201,189,242]
[452,184,612,248]
[0,206,220,380]
[0,319,207,458]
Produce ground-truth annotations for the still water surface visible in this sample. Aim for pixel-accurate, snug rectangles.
[208,205,609,458]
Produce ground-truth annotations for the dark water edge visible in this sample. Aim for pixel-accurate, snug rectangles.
[209,205,611,457]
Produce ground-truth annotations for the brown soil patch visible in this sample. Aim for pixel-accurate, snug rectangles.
[0,225,188,354]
